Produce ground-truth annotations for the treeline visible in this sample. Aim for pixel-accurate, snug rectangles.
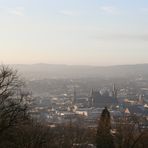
[0,65,147,148]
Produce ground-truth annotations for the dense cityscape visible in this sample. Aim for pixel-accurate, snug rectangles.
[0,65,148,147]
[26,73,148,130]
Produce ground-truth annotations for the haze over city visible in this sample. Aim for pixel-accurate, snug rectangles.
[0,0,148,66]
[1,1,148,148]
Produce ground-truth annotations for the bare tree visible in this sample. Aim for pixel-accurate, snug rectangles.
[0,65,29,134]
[114,115,148,148]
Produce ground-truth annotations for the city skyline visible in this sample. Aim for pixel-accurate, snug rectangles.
[0,0,148,66]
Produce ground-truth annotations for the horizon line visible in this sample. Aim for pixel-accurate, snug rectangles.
[3,62,148,68]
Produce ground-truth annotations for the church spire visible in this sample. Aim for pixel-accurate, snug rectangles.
[112,84,118,104]
[73,87,76,104]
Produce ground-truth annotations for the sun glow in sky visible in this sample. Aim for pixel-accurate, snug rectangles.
[0,0,148,66]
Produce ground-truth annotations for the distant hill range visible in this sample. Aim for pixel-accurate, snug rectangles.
[10,63,148,80]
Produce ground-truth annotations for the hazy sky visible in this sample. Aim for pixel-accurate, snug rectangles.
[0,0,148,66]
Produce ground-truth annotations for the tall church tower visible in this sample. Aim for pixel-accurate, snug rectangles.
[89,88,94,107]
[112,84,118,104]
[73,87,76,104]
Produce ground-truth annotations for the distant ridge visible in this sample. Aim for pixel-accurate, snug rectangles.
[8,63,148,80]
[10,62,148,67]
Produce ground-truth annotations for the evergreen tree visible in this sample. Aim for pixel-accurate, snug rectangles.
[96,107,115,148]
